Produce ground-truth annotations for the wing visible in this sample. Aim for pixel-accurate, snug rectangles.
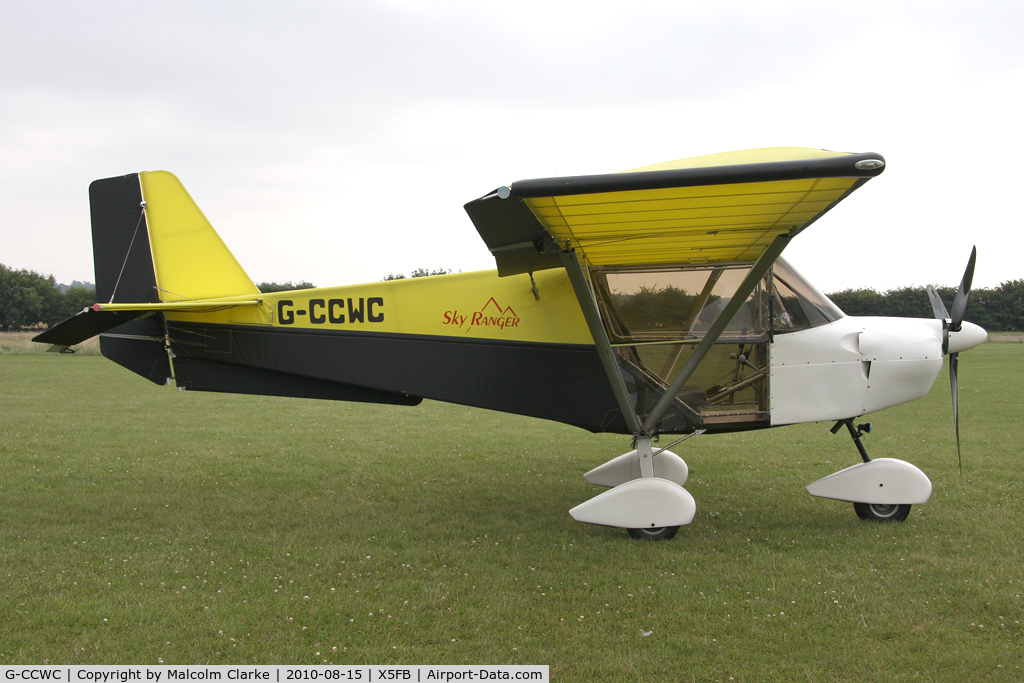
[464,147,884,276]
[466,147,885,435]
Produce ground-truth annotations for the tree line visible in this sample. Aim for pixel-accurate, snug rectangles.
[0,264,97,331]
[0,264,320,331]
[827,280,1024,332]
[2,262,1021,332]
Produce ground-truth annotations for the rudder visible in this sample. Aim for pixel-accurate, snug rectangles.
[90,173,160,305]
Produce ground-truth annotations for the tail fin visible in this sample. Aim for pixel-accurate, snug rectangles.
[35,172,260,384]
[91,171,259,304]
[137,171,259,302]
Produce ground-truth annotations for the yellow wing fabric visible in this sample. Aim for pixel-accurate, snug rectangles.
[465,147,884,275]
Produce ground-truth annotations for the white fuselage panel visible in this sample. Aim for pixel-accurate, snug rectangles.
[769,317,944,426]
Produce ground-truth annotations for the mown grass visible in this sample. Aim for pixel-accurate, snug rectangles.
[0,345,1021,681]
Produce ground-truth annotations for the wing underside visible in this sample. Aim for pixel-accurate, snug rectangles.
[464,147,884,276]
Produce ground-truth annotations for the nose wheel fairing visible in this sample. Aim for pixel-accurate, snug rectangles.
[806,458,932,506]
[805,419,931,521]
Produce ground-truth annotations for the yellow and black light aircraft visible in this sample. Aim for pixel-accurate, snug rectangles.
[35,147,986,540]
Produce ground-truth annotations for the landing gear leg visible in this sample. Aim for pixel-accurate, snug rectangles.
[832,420,913,520]
[831,419,872,463]
[571,433,696,540]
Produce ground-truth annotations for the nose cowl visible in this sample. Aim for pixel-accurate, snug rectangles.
[947,321,987,354]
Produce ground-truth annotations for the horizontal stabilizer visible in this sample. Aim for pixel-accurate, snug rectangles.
[32,307,151,347]
[32,299,262,347]
[94,299,261,312]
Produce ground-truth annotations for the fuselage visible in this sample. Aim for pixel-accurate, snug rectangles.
[157,261,986,435]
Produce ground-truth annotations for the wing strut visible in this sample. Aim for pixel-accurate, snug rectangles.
[559,250,643,434]
[640,234,792,434]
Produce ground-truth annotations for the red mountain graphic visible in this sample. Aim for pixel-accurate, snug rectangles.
[480,297,517,317]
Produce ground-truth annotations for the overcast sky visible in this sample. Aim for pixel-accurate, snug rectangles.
[2,0,1021,294]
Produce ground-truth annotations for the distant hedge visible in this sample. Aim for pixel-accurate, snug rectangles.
[255,281,315,292]
[826,280,1023,332]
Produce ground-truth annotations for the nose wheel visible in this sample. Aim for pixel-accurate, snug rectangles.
[854,502,911,522]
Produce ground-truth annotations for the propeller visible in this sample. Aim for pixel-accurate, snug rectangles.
[926,246,977,474]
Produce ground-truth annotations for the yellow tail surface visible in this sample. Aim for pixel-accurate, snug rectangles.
[140,171,260,301]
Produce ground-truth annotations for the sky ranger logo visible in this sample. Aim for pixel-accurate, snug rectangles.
[443,297,520,333]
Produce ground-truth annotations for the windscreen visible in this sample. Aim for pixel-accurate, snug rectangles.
[770,257,844,332]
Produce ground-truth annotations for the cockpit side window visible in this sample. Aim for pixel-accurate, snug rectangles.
[591,263,772,428]
[594,264,768,344]
[770,257,845,333]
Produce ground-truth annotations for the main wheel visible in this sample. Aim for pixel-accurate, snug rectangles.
[854,502,911,522]
[627,526,680,541]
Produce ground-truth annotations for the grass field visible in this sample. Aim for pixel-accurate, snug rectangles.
[0,343,1021,680]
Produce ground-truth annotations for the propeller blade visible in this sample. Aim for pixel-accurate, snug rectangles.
[926,284,949,320]
[949,246,977,332]
[950,352,962,475]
